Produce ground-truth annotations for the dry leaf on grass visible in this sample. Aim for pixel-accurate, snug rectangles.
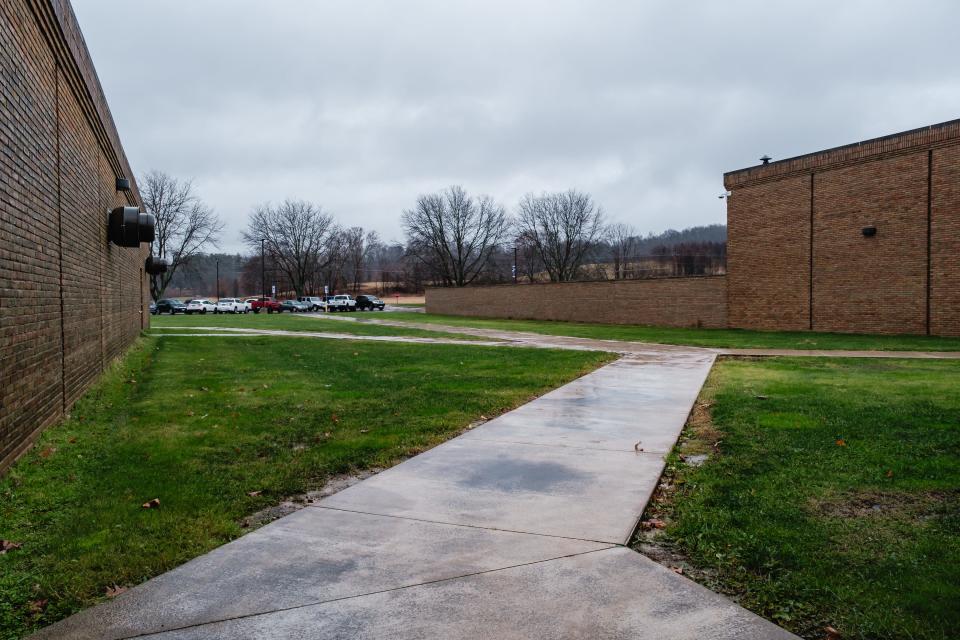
[836,439,846,447]
[142,498,161,509]
[1,540,23,554]
[824,626,842,639]
[247,490,262,497]
[105,585,127,598]
[640,518,666,530]
[28,599,48,614]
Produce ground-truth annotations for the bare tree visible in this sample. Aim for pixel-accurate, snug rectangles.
[402,185,509,287]
[516,190,605,282]
[142,170,222,301]
[606,223,638,280]
[342,227,381,293]
[242,199,338,297]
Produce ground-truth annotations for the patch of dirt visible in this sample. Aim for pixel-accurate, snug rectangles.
[241,468,383,529]
[809,489,959,520]
[677,399,723,457]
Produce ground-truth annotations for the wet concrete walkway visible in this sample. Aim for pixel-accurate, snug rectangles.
[37,330,798,639]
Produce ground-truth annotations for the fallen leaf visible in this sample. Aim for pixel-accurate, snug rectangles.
[142,498,161,509]
[641,518,666,530]
[360,429,369,434]
[634,442,644,452]
[28,599,48,614]
[755,395,768,400]
[1,540,23,554]
[885,470,894,478]
[247,490,262,497]
[670,566,684,575]
[39,447,56,458]
[330,414,340,424]
[824,626,842,639]
[105,585,127,598]
[68,437,77,444]
[836,439,846,447]
[262,384,269,389]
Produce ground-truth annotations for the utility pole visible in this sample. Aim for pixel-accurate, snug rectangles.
[260,238,266,301]
[215,259,220,301]
[513,245,518,284]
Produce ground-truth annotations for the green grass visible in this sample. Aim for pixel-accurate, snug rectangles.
[384,312,960,351]
[644,357,960,639]
[148,311,485,340]
[0,335,611,638]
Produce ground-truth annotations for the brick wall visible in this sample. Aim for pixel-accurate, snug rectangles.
[426,277,727,328]
[1,0,147,473]
[725,119,960,336]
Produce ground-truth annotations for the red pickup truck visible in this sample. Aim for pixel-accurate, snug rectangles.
[245,297,282,314]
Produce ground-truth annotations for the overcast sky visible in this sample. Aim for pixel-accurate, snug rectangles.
[74,0,960,253]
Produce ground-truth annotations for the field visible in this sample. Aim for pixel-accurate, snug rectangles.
[388,312,960,351]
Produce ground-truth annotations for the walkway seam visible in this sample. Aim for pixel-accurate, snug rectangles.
[309,504,622,546]
[122,547,618,640]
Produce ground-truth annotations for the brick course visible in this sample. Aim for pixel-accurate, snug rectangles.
[426,277,727,328]
[1,0,147,473]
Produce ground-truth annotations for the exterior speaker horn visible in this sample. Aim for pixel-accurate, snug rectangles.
[109,207,155,247]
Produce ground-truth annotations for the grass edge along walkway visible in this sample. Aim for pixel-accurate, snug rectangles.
[635,356,960,640]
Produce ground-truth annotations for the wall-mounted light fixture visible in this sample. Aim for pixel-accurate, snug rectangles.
[109,206,155,247]
[116,177,131,192]
[862,225,877,237]
[145,255,171,275]
[760,155,772,165]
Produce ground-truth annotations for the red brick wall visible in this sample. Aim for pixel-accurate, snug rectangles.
[426,277,727,328]
[812,154,928,334]
[931,145,960,337]
[727,175,811,330]
[1,0,147,473]
[725,120,960,336]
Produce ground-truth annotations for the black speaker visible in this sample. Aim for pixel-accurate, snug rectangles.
[109,207,155,247]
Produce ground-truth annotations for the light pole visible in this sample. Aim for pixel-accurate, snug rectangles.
[513,245,518,284]
[215,259,220,301]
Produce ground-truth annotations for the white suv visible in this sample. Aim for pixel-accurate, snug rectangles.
[216,298,246,314]
[298,296,326,311]
[185,299,216,314]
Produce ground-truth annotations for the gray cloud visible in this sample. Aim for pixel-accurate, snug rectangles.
[74,0,960,252]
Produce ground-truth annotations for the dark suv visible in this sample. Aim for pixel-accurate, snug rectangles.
[356,295,385,311]
[154,299,187,314]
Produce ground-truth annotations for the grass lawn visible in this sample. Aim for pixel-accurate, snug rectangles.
[0,335,611,638]
[148,311,485,340]
[384,312,960,351]
[637,357,960,639]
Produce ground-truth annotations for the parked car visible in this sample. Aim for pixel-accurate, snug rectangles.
[298,296,326,311]
[185,299,217,314]
[356,295,385,311]
[248,297,282,314]
[278,299,308,313]
[154,298,187,315]
[292,300,312,312]
[149,301,157,315]
[328,294,357,312]
[215,298,246,314]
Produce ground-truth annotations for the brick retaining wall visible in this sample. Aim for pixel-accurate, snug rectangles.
[426,277,727,328]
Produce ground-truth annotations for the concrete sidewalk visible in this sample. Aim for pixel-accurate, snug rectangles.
[36,342,796,639]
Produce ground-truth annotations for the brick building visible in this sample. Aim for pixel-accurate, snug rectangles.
[724,119,960,336]
[1,0,149,473]
[428,119,960,337]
